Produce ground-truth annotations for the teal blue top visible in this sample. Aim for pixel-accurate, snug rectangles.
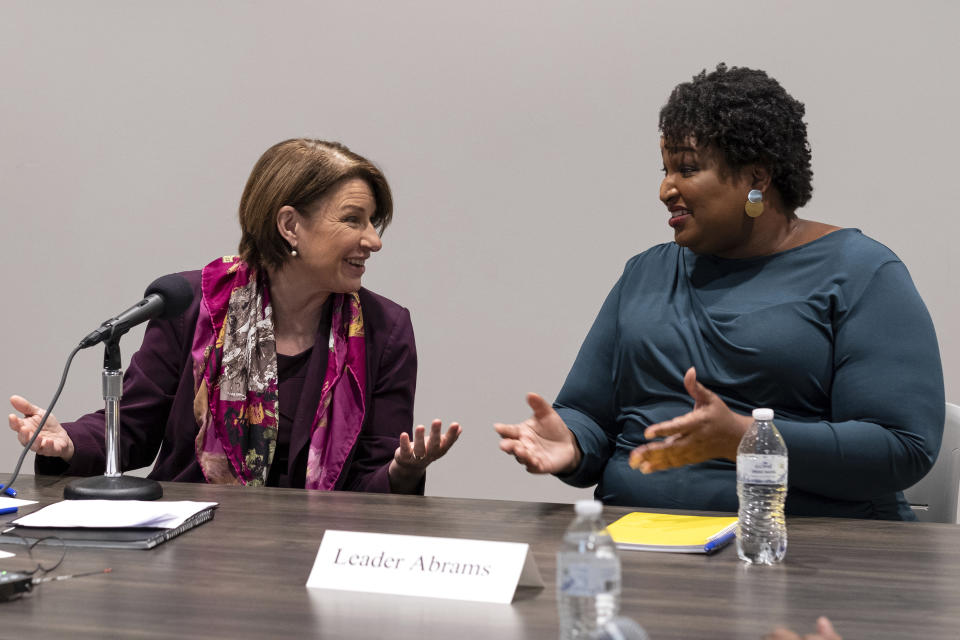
[555,229,944,520]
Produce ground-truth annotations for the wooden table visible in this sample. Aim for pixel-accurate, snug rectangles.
[1,476,959,639]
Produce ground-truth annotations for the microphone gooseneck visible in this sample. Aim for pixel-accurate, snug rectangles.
[3,273,193,498]
[78,274,193,348]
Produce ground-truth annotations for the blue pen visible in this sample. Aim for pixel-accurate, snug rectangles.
[0,485,16,497]
[703,529,737,554]
[0,507,18,515]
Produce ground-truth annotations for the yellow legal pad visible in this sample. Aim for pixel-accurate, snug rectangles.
[606,512,738,554]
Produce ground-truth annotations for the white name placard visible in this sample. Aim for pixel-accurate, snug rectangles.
[305,530,543,604]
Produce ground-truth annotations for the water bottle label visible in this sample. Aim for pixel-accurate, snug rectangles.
[558,560,619,597]
[737,454,787,484]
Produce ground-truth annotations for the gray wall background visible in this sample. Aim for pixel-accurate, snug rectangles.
[1,1,957,504]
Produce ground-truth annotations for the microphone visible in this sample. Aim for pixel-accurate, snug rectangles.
[78,274,194,348]
[590,617,650,640]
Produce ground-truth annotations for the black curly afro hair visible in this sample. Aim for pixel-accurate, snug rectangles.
[659,63,813,213]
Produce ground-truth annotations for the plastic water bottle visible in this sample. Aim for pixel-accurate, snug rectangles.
[557,499,621,639]
[589,617,650,640]
[736,408,788,565]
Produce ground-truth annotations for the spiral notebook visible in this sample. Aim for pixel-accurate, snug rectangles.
[606,512,738,554]
[1,500,217,550]
[3,508,216,550]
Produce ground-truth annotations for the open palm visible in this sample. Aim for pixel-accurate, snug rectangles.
[494,393,580,474]
[8,395,75,460]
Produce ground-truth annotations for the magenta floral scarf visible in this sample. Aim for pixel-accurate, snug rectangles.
[191,256,367,489]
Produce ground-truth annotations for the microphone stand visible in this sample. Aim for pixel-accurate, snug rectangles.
[63,336,163,500]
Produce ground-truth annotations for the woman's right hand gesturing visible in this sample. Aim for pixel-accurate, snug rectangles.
[8,395,75,461]
[494,393,582,474]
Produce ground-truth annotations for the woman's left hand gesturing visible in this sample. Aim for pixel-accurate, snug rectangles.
[389,419,461,491]
[629,367,752,473]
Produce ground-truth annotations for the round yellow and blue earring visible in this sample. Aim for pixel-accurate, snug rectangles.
[745,189,764,218]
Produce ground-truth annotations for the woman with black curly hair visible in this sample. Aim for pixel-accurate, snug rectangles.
[495,64,943,520]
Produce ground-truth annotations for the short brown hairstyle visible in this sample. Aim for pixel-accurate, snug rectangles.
[238,139,393,271]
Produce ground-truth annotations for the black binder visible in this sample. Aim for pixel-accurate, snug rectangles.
[0,506,216,550]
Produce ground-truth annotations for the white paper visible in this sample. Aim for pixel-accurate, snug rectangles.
[306,530,543,604]
[0,550,15,559]
[0,497,38,510]
[12,500,217,529]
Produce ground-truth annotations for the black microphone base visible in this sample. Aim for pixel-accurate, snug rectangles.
[63,475,163,501]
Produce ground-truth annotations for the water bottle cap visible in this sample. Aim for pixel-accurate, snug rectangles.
[574,499,603,517]
[752,408,774,421]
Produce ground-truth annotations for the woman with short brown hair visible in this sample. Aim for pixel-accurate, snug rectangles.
[11,138,459,493]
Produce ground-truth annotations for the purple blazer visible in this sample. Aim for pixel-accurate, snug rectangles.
[36,270,420,494]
